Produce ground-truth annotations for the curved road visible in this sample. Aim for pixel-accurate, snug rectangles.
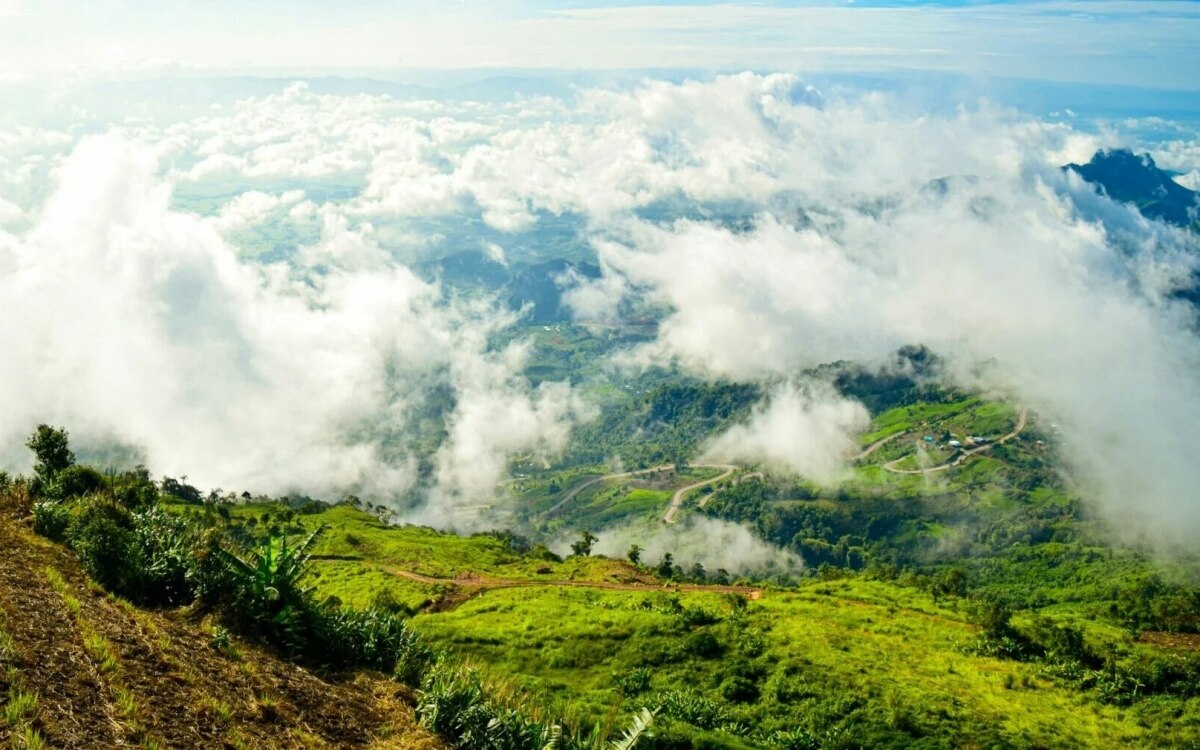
[540,464,674,516]
[543,462,739,524]
[852,430,910,460]
[882,408,1028,475]
[664,464,736,524]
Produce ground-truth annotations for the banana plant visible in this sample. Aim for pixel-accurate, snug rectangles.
[215,524,324,616]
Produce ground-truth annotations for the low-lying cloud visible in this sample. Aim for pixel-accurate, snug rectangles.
[585,516,804,578]
[0,134,584,528]
[703,382,869,484]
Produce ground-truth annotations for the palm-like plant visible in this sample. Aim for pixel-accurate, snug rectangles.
[213,525,324,635]
[222,526,321,600]
[607,708,656,750]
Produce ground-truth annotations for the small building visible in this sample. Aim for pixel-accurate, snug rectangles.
[923,435,934,442]
[948,440,962,448]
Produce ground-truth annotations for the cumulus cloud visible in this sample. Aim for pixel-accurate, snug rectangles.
[422,341,596,528]
[703,382,869,483]
[558,79,1200,543]
[0,133,585,528]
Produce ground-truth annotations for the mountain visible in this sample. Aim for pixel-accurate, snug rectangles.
[1067,149,1199,228]
[505,258,601,324]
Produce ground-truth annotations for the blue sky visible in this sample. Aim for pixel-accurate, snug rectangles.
[2,1,1198,90]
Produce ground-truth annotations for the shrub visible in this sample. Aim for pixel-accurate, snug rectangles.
[652,690,728,730]
[312,607,431,674]
[684,631,722,658]
[32,501,70,542]
[614,667,653,696]
[767,728,820,750]
[66,499,138,593]
[720,676,760,704]
[109,466,157,511]
[417,666,553,750]
[371,587,413,616]
[49,465,105,500]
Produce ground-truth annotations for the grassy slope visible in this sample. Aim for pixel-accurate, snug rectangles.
[411,578,1194,748]
[0,507,441,750]
[202,501,1200,748]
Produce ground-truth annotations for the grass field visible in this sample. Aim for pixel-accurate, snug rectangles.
[182,495,1200,749]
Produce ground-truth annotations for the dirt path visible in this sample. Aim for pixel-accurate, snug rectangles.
[664,465,736,523]
[852,430,909,460]
[380,564,763,601]
[541,464,674,516]
[882,408,1028,475]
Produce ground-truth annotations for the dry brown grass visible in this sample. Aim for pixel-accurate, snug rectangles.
[0,497,444,749]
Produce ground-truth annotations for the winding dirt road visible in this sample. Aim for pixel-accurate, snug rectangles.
[882,408,1028,475]
[852,430,910,460]
[664,465,736,523]
[543,462,739,525]
[540,464,674,516]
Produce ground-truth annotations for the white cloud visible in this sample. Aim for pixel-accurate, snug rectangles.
[703,382,869,484]
[0,133,587,528]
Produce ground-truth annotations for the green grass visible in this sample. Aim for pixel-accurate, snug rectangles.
[410,578,1178,748]
[3,688,37,726]
[306,559,435,612]
[205,503,644,585]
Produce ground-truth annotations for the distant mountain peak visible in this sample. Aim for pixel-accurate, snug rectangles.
[1066,148,1199,228]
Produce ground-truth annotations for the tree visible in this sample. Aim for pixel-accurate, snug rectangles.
[656,552,675,579]
[627,544,643,565]
[570,530,598,557]
[26,424,74,484]
[932,567,968,603]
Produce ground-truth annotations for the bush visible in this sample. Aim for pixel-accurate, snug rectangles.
[371,587,413,616]
[32,501,70,542]
[49,465,105,500]
[720,676,760,704]
[684,631,722,658]
[109,466,158,511]
[66,500,138,593]
[652,690,729,730]
[312,607,432,674]
[614,667,653,696]
[418,666,558,750]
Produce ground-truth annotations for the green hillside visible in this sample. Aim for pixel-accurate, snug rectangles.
[6,382,1200,749]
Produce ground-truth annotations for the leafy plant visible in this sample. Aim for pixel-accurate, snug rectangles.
[66,499,138,593]
[609,708,656,750]
[31,501,69,542]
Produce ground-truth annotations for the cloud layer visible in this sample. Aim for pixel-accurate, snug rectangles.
[1,73,1198,546]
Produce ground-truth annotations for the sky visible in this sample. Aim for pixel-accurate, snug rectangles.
[2,1,1198,89]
